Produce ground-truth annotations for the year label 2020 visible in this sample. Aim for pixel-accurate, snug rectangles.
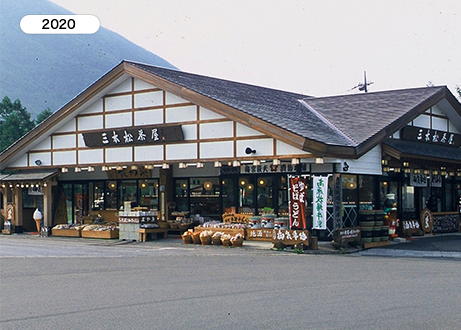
[21,15,100,34]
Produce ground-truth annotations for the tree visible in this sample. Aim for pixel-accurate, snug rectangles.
[0,96,35,152]
[35,107,53,125]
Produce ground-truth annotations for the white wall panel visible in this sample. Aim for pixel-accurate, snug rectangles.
[78,115,103,131]
[134,145,164,161]
[181,124,197,140]
[200,107,225,120]
[134,78,157,91]
[200,141,233,158]
[166,105,196,123]
[105,112,133,128]
[432,116,448,131]
[449,121,461,133]
[53,134,76,149]
[237,139,274,157]
[166,143,197,160]
[134,91,163,108]
[105,95,132,112]
[9,155,28,167]
[106,147,132,163]
[80,99,103,114]
[53,151,77,165]
[341,145,381,175]
[200,122,233,139]
[108,78,132,94]
[431,105,444,115]
[134,109,164,126]
[413,115,430,128]
[236,123,264,137]
[276,140,311,156]
[165,91,188,105]
[55,119,76,133]
[31,138,51,151]
[78,149,104,164]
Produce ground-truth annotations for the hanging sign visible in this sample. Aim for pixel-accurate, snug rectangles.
[82,124,183,148]
[288,176,307,229]
[312,175,329,230]
[410,173,428,187]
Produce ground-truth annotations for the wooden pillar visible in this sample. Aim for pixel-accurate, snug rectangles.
[333,174,343,230]
[13,186,23,232]
[159,168,173,221]
[0,186,5,229]
[43,183,53,228]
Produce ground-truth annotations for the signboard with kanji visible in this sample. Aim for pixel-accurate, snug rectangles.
[288,176,307,229]
[82,124,183,148]
[312,175,329,230]
[272,229,310,246]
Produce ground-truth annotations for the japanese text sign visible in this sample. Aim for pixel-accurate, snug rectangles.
[312,175,329,230]
[288,176,307,229]
[82,124,183,148]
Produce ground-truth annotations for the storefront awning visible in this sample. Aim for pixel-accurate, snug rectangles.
[382,139,461,165]
[0,169,59,182]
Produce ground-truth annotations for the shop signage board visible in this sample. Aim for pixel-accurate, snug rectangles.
[409,174,442,188]
[247,228,273,240]
[272,229,310,246]
[82,124,184,148]
[430,175,442,187]
[222,213,251,224]
[288,176,307,229]
[107,168,151,179]
[401,125,461,147]
[241,163,308,174]
[312,175,329,230]
[410,173,428,187]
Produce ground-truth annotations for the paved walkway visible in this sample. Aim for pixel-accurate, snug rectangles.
[2,232,461,259]
[356,233,461,259]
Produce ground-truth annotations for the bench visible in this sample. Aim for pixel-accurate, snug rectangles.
[139,228,168,242]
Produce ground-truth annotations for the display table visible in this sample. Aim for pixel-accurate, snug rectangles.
[139,228,168,242]
[81,229,119,239]
[52,228,82,237]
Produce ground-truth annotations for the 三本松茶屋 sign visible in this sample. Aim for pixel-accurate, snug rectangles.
[82,125,184,148]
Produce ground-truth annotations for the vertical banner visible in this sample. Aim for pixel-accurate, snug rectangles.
[288,176,307,229]
[312,175,329,230]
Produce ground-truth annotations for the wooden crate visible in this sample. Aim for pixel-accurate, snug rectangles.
[194,227,246,238]
[81,229,119,239]
[52,228,81,237]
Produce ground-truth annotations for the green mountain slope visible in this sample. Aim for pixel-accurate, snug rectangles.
[0,0,176,116]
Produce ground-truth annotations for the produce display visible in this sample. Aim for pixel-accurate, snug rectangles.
[82,224,119,231]
[52,224,85,230]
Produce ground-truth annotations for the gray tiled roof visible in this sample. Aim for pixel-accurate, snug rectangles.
[128,61,352,146]
[302,87,447,146]
[383,139,461,162]
[128,61,448,150]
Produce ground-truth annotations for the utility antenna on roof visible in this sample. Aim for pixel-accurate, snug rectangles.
[351,71,374,93]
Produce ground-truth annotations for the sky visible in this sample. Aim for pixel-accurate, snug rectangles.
[50,0,460,98]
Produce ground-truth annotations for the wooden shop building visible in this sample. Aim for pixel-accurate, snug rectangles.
[1,61,460,240]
